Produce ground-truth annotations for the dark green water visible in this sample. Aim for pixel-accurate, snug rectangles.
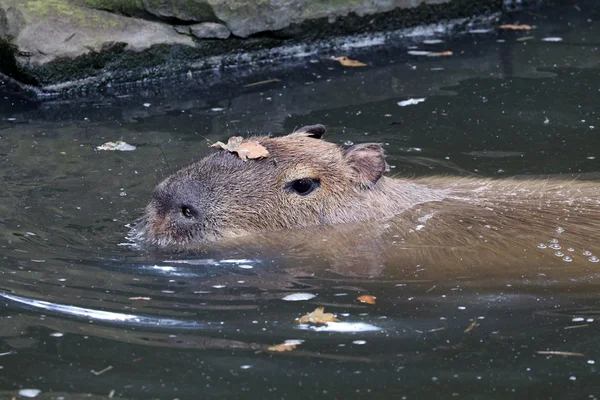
[2,3,600,399]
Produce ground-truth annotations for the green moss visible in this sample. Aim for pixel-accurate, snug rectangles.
[22,0,124,28]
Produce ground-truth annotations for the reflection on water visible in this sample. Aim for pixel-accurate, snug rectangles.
[2,3,600,399]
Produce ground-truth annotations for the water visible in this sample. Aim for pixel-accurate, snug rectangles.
[2,3,600,399]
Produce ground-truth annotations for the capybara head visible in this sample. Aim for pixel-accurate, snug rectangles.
[137,124,392,249]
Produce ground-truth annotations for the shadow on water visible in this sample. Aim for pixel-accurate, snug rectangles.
[2,3,600,399]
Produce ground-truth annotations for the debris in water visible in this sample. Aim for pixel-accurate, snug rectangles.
[498,24,533,30]
[243,78,281,87]
[542,37,563,42]
[129,297,151,301]
[295,307,340,325]
[282,293,316,301]
[330,56,367,67]
[268,340,304,352]
[91,365,113,376]
[398,98,426,107]
[407,50,432,56]
[536,350,584,357]
[18,389,41,398]
[356,295,376,305]
[464,320,479,333]
[96,141,136,151]
[426,51,453,57]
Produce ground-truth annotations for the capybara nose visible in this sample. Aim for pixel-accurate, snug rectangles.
[151,180,202,225]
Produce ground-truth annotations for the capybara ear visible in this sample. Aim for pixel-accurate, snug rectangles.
[288,124,326,139]
[344,143,389,187]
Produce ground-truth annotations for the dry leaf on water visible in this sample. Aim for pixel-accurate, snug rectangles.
[498,24,533,30]
[356,295,376,305]
[427,51,453,57]
[295,307,340,325]
[211,136,270,161]
[330,56,367,67]
[268,343,297,352]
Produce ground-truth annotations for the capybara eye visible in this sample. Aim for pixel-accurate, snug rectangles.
[288,178,320,196]
[181,205,195,219]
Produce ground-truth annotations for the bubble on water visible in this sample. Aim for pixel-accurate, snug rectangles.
[583,250,593,256]
[567,248,574,252]
[549,238,559,244]
[537,243,547,249]
[344,140,354,146]
[555,227,565,234]
[589,256,599,263]
[549,244,561,250]
[588,360,596,365]
[563,256,572,263]
[555,252,564,257]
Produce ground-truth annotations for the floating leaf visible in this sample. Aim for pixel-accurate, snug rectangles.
[356,295,376,305]
[211,136,270,161]
[330,56,367,67]
[268,339,304,352]
[498,24,533,30]
[268,343,297,352]
[426,51,453,57]
[295,307,340,325]
[96,141,136,151]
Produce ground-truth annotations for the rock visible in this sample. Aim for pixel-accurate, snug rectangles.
[0,0,504,94]
[208,0,452,38]
[140,0,217,22]
[0,0,194,65]
[190,22,231,39]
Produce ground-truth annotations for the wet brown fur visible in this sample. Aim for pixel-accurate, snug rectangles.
[134,125,600,276]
